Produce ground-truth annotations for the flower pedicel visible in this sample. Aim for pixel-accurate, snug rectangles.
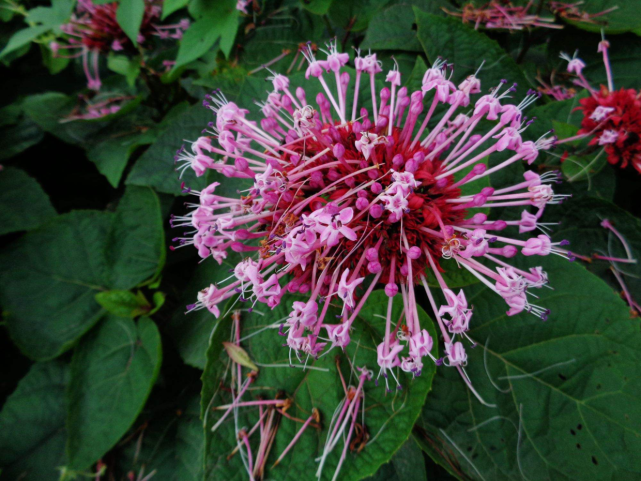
[172,41,572,402]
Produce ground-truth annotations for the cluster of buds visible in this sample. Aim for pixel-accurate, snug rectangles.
[558,38,641,174]
[172,39,570,402]
[51,0,189,91]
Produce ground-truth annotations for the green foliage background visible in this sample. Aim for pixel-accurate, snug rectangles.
[0,0,640,480]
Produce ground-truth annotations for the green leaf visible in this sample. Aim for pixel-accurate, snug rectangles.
[84,103,182,188]
[168,258,237,369]
[106,186,166,288]
[365,438,427,481]
[418,256,641,480]
[126,102,209,194]
[21,92,106,146]
[66,316,162,470]
[0,361,69,481]
[95,290,152,318]
[202,291,437,480]
[26,0,74,28]
[0,211,110,360]
[40,43,70,74]
[172,14,222,70]
[149,291,166,315]
[552,120,580,144]
[86,132,148,188]
[0,115,43,160]
[361,4,423,52]
[116,394,204,480]
[0,168,56,236]
[301,0,333,15]
[0,187,165,360]
[562,152,608,183]
[414,10,530,96]
[327,0,391,32]
[219,8,238,59]
[116,0,146,46]
[107,54,141,86]
[0,26,50,60]
[553,196,641,308]
[560,0,641,35]
[162,0,189,19]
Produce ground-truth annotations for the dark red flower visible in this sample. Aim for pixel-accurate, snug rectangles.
[579,86,641,174]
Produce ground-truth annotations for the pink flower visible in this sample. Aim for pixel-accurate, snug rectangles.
[445,342,467,367]
[337,269,364,309]
[590,106,615,121]
[354,131,380,160]
[386,69,401,87]
[196,285,222,318]
[409,330,433,358]
[325,323,351,348]
[522,234,552,256]
[314,207,357,247]
[474,94,502,120]
[288,300,319,328]
[598,130,619,145]
[438,289,473,334]
[459,229,489,258]
[376,341,404,370]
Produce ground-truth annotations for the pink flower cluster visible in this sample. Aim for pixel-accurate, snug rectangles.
[173,40,571,399]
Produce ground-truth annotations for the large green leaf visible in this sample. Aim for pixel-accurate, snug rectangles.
[107,186,166,288]
[418,256,641,480]
[361,1,449,52]
[66,316,162,470]
[116,0,145,46]
[0,168,56,236]
[0,361,69,481]
[0,187,164,360]
[414,10,530,96]
[360,4,423,52]
[201,291,437,480]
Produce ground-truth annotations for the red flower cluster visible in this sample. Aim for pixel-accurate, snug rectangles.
[579,87,641,174]
[71,1,162,53]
